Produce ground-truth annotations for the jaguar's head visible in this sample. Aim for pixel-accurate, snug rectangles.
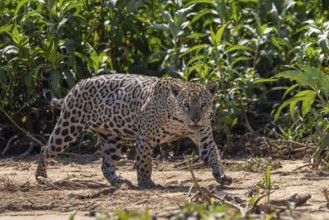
[170,81,219,132]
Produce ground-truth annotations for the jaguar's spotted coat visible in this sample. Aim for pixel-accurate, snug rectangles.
[36,71,233,187]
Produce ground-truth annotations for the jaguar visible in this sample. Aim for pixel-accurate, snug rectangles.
[36,70,233,188]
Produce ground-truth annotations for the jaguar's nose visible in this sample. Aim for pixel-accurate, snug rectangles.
[190,107,202,124]
[191,115,201,124]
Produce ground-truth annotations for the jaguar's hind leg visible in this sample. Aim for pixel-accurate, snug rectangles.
[35,118,82,183]
[97,132,122,185]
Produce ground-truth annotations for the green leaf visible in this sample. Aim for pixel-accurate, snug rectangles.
[68,210,77,220]
[253,78,277,84]
[74,51,91,64]
[2,45,19,55]
[271,36,281,49]
[148,51,167,63]
[60,39,75,68]
[186,32,207,39]
[136,14,151,25]
[90,50,101,71]
[14,0,38,16]
[276,68,319,91]
[265,166,271,190]
[238,0,258,2]
[64,71,76,89]
[72,12,87,23]
[213,22,228,47]
[57,16,69,33]
[284,0,296,10]
[176,4,195,16]
[319,33,329,53]
[181,44,207,57]
[248,195,257,207]
[160,7,174,28]
[48,43,57,66]
[270,3,279,23]
[231,57,253,66]
[50,70,61,93]
[23,10,47,25]
[33,64,45,79]
[299,90,316,117]
[278,66,329,96]
[66,1,84,12]
[187,54,206,66]
[185,0,214,7]
[225,45,253,53]
[282,84,298,99]
[275,90,316,120]
[149,23,169,31]
[11,26,20,44]
[0,24,13,35]
[190,8,212,25]
[24,70,33,95]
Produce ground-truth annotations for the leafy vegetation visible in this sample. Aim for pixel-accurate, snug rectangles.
[0,0,328,163]
[273,66,329,166]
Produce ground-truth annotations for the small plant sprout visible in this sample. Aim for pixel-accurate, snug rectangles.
[265,165,272,203]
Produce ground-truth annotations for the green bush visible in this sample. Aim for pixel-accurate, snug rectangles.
[274,66,329,166]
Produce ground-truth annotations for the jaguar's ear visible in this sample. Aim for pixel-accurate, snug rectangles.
[207,82,219,96]
[170,83,182,97]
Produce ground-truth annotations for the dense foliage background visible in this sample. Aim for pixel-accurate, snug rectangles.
[0,0,328,165]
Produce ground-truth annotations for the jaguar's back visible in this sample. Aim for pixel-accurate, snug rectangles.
[59,74,161,137]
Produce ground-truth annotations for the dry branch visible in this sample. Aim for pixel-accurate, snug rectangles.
[270,194,311,207]
[174,156,200,168]
[186,156,208,203]
[0,107,44,146]
[37,176,62,190]
[178,161,205,170]
[2,135,18,155]
[293,163,314,171]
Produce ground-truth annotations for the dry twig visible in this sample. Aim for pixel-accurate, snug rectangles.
[293,163,314,171]
[2,135,18,155]
[186,156,209,203]
[178,161,205,170]
[323,188,329,202]
[270,194,311,207]
[0,107,44,146]
[37,176,62,190]
[174,156,200,168]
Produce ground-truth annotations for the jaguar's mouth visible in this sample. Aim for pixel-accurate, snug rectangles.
[187,124,203,131]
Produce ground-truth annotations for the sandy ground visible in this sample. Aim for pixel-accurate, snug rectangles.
[0,155,328,219]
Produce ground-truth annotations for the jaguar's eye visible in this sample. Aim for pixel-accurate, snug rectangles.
[184,102,190,108]
[201,102,207,108]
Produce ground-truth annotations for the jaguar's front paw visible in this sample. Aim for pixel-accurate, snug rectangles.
[213,173,233,185]
[35,168,48,184]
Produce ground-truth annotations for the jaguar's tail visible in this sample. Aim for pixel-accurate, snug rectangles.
[41,69,63,109]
